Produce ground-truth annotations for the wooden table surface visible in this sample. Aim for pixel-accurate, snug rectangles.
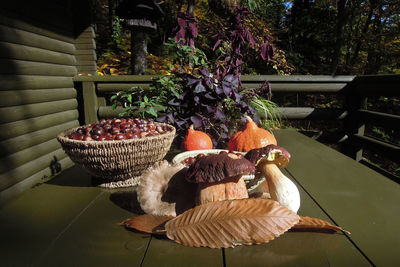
[1,129,399,266]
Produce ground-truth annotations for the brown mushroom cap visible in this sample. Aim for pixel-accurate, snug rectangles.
[186,153,256,183]
[245,145,291,169]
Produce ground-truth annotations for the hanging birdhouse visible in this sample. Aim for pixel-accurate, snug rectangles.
[116,0,164,32]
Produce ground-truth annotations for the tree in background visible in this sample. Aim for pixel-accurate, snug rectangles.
[94,0,399,76]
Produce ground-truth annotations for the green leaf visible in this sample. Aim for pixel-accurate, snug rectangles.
[147,107,158,117]
[112,103,118,110]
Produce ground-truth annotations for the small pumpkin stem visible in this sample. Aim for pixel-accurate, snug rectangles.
[244,115,253,123]
[189,125,194,130]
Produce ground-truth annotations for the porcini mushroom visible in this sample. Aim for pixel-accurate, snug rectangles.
[186,153,256,205]
[137,161,197,217]
[245,145,300,213]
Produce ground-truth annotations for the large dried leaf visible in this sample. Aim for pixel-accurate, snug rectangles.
[121,214,173,235]
[165,198,300,248]
[290,216,350,234]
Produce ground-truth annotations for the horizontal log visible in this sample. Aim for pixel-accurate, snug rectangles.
[279,107,348,120]
[0,41,76,65]
[76,28,95,39]
[96,82,347,93]
[0,99,77,124]
[0,120,79,157]
[243,82,348,93]
[74,49,96,56]
[350,134,400,164]
[98,106,124,119]
[75,43,96,50]
[356,109,400,130]
[76,54,97,61]
[75,38,95,45]
[75,60,97,67]
[73,74,357,83]
[0,139,61,173]
[0,110,79,140]
[98,105,348,121]
[77,66,97,73]
[73,75,158,82]
[0,75,73,90]
[242,75,356,83]
[97,83,151,92]
[0,88,76,106]
[0,24,75,54]
[0,148,68,190]
[0,59,77,76]
[0,12,75,44]
[0,156,73,203]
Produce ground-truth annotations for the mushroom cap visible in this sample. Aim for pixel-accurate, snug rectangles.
[245,145,291,169]
[137,161,197,217]
[186,153,256,183]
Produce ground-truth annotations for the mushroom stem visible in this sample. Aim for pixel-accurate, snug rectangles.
[195,176,248,205]
[259,164,300,213]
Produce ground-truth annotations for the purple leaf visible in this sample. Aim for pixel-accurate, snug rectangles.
[194,96,200,103]
[206,106,216,113]
[235,58,243,67]
[167,113,175,123]
[200,68,210,77]
[224,74,235,83]
[187,77,198,86]
[190,116,203,128]
[260,43,268,61]
[194,81,206,93]
[222,84,232,96]
[213,39,222,51]
[204,93,216,100]
[179,91,188,100]
[168,99,180,106]
[189,23,198,37]
[233,91,242,102]
[220,124,229,133]
[215,109,226,120]
[215,85,223,95]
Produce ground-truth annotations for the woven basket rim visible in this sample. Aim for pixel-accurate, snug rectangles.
[57,122,176,145]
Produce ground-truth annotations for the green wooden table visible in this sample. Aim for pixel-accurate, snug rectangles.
[1,129,399,266]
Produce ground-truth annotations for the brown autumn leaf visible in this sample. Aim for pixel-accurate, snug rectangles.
[165,198,300,248]
[290,216,350,234]
[121,214,173,235]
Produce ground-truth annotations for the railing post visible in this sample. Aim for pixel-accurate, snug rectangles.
[343,82,367,161]
[82,81,99,124]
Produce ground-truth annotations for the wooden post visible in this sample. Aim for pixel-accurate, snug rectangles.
[82,81,99,124]
[343,82,367,161]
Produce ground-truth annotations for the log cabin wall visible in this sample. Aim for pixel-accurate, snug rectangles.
[0,0,96,201]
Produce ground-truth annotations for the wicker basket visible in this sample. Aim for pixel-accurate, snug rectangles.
[57,123,175,185]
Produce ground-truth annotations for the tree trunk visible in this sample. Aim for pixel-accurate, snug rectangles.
[187,0,195,15]
[131,31,147,75]
[331,0,347,75]
[350,0,375,65]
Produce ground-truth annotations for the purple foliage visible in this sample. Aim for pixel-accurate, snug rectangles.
[158,8,275,146]
[174,12,198,47]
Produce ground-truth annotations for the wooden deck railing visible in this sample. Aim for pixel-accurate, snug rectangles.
[73,74,400,179]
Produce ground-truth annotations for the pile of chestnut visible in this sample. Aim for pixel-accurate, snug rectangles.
[182,150,244,165]
[67,118,169,141]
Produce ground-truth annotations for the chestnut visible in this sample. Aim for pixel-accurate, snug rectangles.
[115,133,126,140]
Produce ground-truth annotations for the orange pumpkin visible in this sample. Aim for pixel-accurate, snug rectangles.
[228,116,277,152]
[182,125,213,151]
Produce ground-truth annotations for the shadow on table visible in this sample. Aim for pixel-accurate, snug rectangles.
[110,189,145,215]
[45,165,96,187]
